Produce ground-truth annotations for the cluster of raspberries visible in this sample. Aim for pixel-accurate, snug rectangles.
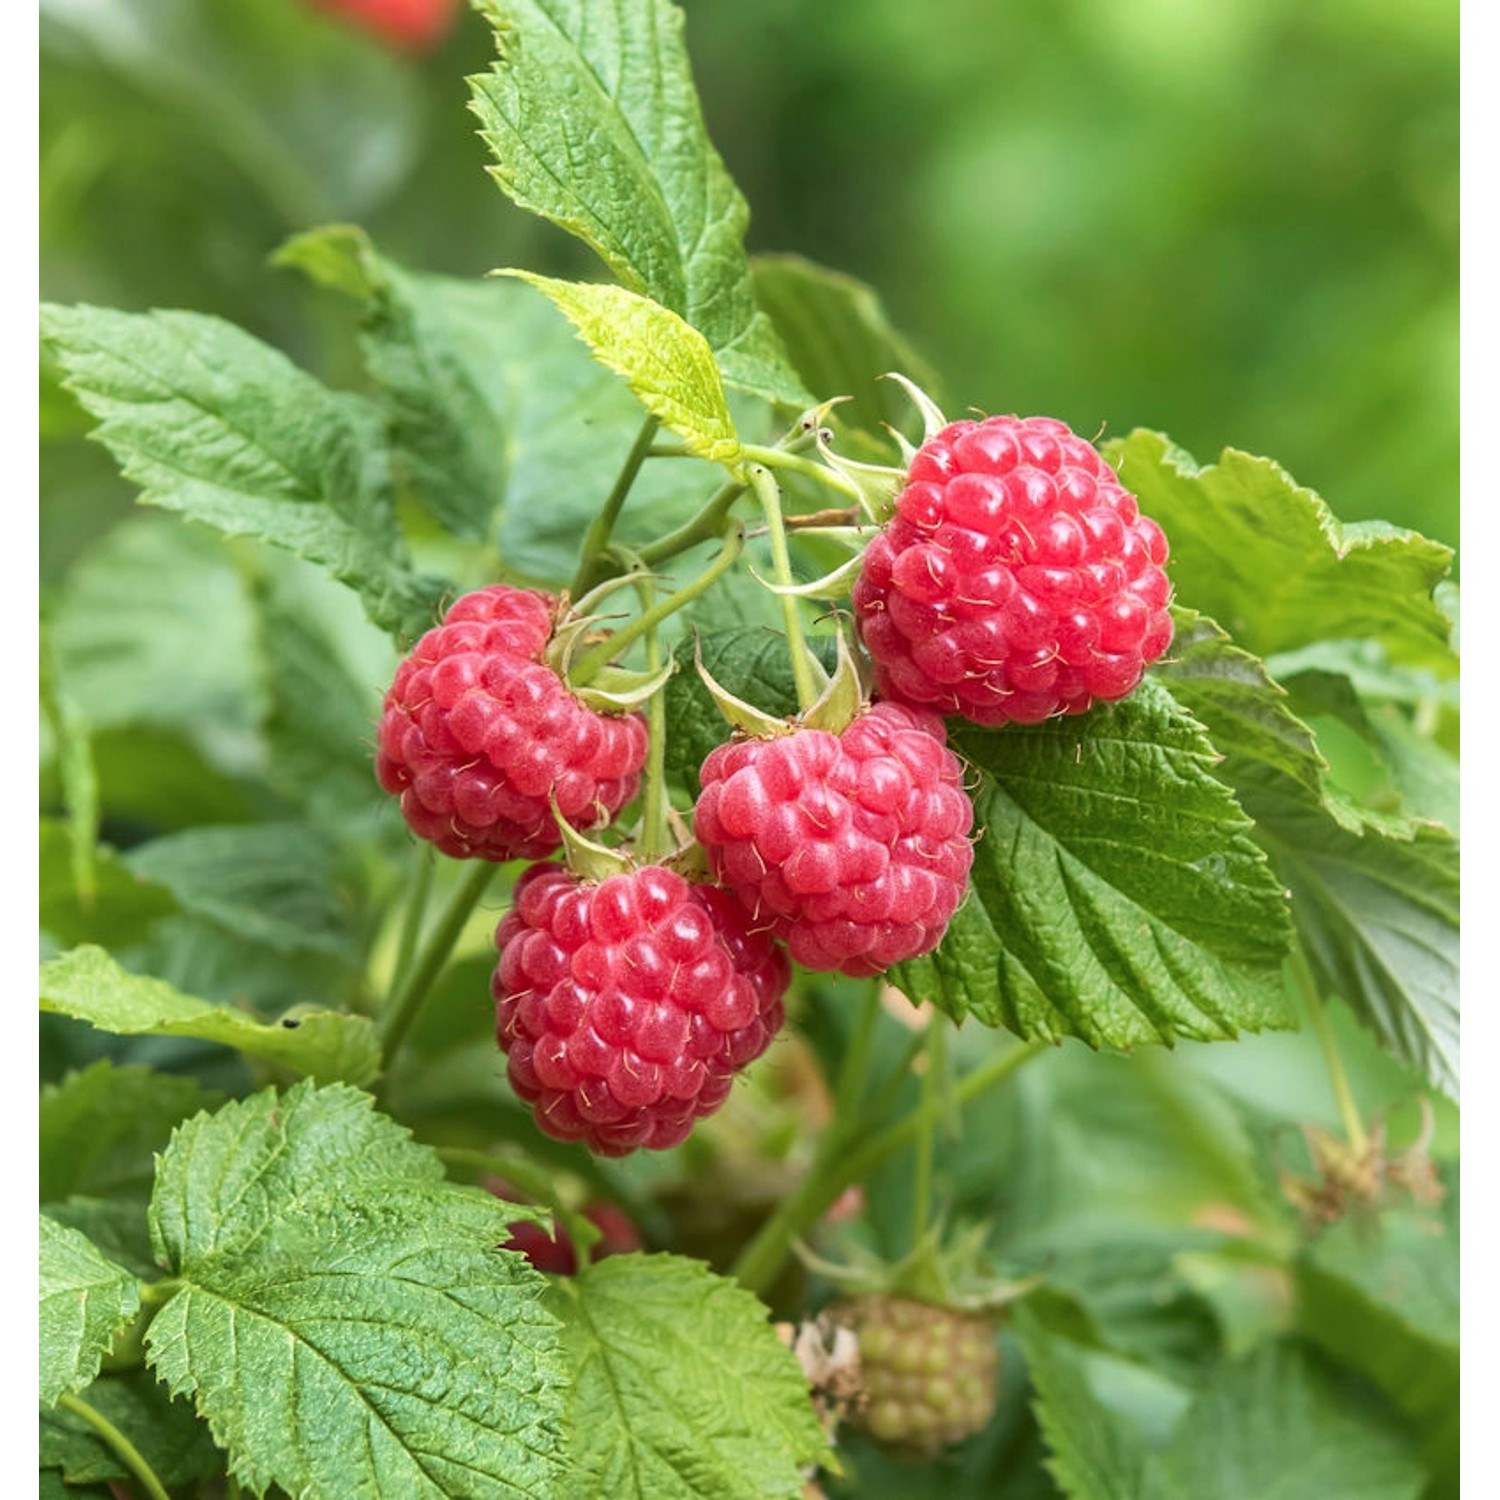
[376,414,1170,1155]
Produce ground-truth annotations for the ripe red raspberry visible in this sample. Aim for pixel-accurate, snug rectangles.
[306,0,458,53]
[375,585,648,862]
[828,1295,1000,1454]
[852,414,1173,725]
[693,703,974,978]
[497,1196,642,1276]
[494,863,790,1156]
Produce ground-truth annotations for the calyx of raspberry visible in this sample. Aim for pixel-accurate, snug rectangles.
[694,627,867,742]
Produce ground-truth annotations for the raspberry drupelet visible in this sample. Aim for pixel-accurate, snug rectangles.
[494,862,790,1156]
[853,414,1173,726]
[375,585,648,862]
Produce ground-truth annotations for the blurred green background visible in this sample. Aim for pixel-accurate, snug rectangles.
[41,0,1458,570]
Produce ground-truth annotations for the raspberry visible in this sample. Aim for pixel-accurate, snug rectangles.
[852,414,1173,725]
[494,863,791,1156]
[828,1296,999,1454]
[693,702,974,977]
[307,0,458,53]
[499,1199,642,1276]
[375,585,648,862]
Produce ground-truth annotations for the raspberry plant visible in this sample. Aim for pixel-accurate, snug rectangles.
[39,2,1457,1497]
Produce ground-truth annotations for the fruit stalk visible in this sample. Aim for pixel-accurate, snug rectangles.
[55,1392,172,1500]
[570,415,662,597]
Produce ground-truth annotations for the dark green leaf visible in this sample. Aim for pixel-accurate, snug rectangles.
[895,682,1293,1045]
[40,1059,220,1204]
[40,1373,222,1487]
[40,304,442,638]
[39,821,177,952]
[124,823,360,960]
[39,1214,140,1406]
[145,1082,566,1500]
[1158,614,1459,1099]
[1295,1196,1458,1497]
[549,1253,832,1497]
[1149,1341,1425,1500]
[468,0,808,404]
[1109,431,1455,674]
[40,946,381,1086]
[751,253,940,441]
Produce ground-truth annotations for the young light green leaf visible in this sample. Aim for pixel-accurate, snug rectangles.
[1109,431,1455,674]
[1014,1309,1147,1500]
[123,823,359,960]
[39,304,442,639]
[548,1253,832,1497]
[500,272,742,465]
[41,1060,220,1205]
[751,253,940,443]
[1148,1341,1426,1500]
[1157,615,1459,1099]
[468,0,808,404]
[40,1373,222,1489]
[40,946,381,1086]
[146,1083,565,1500]
[894,681,1294,1046]
[39,1215,141,1407]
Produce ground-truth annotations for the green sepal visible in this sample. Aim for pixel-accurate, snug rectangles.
[693,635,797,740]
[813,430,906,524]
[570,657,677,713]
[798,1221,1042,1318]
[555,808,635,885]
[798,630,869,736]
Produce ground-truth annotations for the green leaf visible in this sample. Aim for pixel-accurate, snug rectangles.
[39,304,441,639]
[893,681,1294,1046]
[43,1200,160,1283]
[40,946,381,1086]
[1148,1341,1426,1500]
[123,823,360,960]
[256,552,397,828]
[39,624,99,904]
[49,515,264,756]
[1109,431,1455,674]
[39,1215,140,1406]
[1157,614,1459,1099]
[41,1060,220,1204]
[1294,1197,1458,1497]
[751,253,940,442]
[40,1374,222,1488]
[1014,1309,1146,1500]
[468,0,808,404]
[282,225,729,583]
[501,272,742,464]
[145,1082,566,1500]
[39,821,177,952]
[549,1253,832,1497]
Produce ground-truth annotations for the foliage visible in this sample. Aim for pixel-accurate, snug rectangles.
[39,1,1456,1497]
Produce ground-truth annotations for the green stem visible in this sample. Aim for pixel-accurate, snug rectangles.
[392,845,436,997]
[911,1019,943,1252]
[746,465,820,711]
[638,582,670,861]
[832,981,883,1122]
[637,478,748,569]
[733,1037,1049,1295]
[228,1475,244,1500]
[1290,946,1368,1156]
[379,861,499,1069]
[739,443,862,502]
[570,415,662,597]
[57,1392,171,1500]
[570,524,744,687]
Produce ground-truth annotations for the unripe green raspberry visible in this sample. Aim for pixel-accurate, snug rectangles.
[828,1294,999,1454]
